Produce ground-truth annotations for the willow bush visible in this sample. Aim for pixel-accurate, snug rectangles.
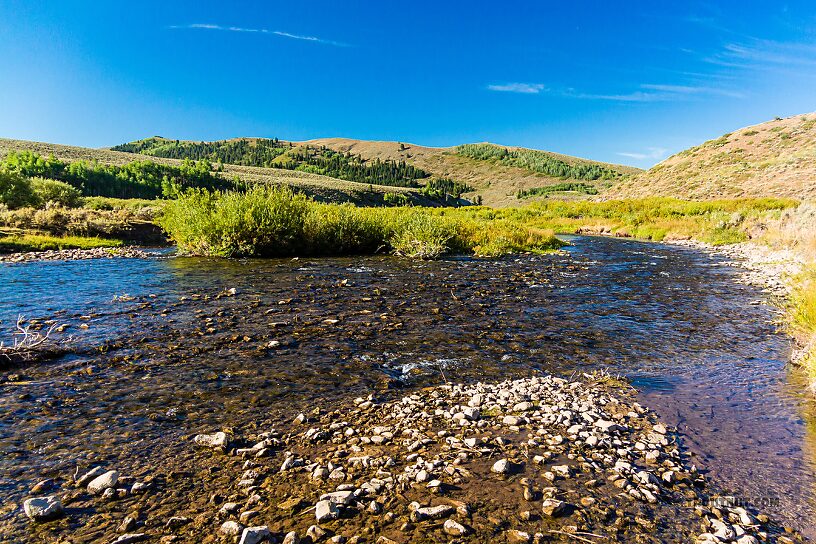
[159,186,564,258]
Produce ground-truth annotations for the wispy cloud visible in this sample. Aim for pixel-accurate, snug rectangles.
[703,38,816,73]
[617,147,669,161]
[562,82,745,102]
[169,23,349,46]
[641,83,745,99]
[487,83,546,94]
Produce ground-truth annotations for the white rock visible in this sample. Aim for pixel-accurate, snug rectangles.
[88,470,119,494]
[443,518,470,536]
[75,466,105,486]
[240,526,271,544]
[413,504,455,520]
[315,500,339,522]
[220,521,245,537]
[23,496,64,521]
[194,431,229,449]
[710,519,736,540]
[491,458,511,474]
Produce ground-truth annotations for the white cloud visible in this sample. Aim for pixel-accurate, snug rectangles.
[617,147,669,161]
[169,24,348,46]
[487,83,546,94]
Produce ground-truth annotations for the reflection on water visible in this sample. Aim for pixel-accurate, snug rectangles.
[0,236,814,535]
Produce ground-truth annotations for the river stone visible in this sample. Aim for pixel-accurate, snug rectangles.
[491,458,511,474]
[595,420,625,433]
[282,531,300,544]
[75,466,106,487]
[653,423,667,434]
[412,504,454,521]
[23,496,64,521]
[131,482,150,494]
[239,526,270,544]
[110,535,148,544]
[220,521,245,537]
[710,519,736,540]
[506,530,531,544]
[315,500,339,522]
[307,525,327,541]
[443,519,470,536]
[542,498,572,517]
[319,490,355,506]
[194,431,229,449]
[88,470,119,494]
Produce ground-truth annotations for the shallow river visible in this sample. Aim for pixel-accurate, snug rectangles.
[1,236,814,536]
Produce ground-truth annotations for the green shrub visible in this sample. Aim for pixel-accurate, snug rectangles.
[389,213,456,259]
[159,186,565,258]
[158,186,310,257]
[0,169,35,209]
[30,177,82,208]
[383,192,410,206]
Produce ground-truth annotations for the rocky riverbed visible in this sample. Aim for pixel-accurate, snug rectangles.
[0,246,154,263]
[16,374,803,543]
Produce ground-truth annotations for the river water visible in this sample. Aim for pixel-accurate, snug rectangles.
[0,236,814,536]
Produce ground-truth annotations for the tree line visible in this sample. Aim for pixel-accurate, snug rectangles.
[516,182,599,199]
[456,143,625,181]
[1,151,238,202]
[113,137,431,188]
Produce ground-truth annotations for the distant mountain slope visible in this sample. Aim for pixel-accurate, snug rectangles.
[307,138,640,206]
[112,136,639,206]
[609,113,816,200]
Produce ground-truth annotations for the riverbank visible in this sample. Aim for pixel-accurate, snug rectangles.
[14,374,802,543]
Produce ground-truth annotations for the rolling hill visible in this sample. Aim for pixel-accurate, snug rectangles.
[609,113,816,200]
[108,136,640,207]
[0,138,444,207]
[307,138,640,206]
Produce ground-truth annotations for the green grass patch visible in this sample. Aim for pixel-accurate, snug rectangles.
[0,233,124,253]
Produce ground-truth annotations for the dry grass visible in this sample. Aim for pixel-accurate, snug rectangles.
[609,113,816,200]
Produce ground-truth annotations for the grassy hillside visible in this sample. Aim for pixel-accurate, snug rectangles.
[0,139,444,207]
[610,113,816,200]
[308,138,640,206]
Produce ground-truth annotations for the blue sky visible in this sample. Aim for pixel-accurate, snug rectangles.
[1,1,815,167]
